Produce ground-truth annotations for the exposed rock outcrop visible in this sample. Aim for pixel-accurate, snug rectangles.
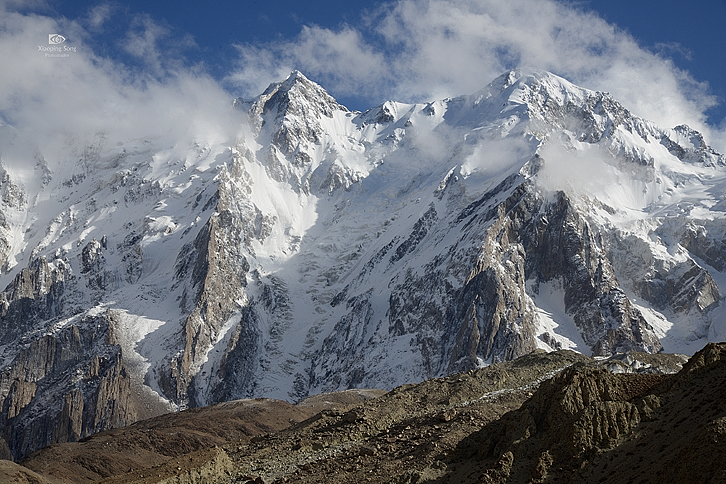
[0,315,147,459]
[0,256,74,346]
[165,177,257,407]
[1,69,725,463]
[0,459,50,484]
[442,342,726,484]
[0,345,710,483]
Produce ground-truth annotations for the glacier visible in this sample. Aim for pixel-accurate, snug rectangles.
[0,68,725,459]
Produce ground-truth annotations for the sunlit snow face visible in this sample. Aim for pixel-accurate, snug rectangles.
[225,0,722,150]
[535,129,726,223]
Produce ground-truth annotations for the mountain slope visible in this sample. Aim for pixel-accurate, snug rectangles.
[10,348,693,484]
[0,68,725,459]
[17,389,384,483]
[442,342,726,484]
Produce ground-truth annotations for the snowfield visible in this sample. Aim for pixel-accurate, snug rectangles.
[1,69,725,431]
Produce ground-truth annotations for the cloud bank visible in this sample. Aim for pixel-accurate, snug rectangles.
[1,0,724,159]
[0,4,240,169]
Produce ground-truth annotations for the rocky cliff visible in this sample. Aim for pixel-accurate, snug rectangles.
[442,342,726,484]
[0,69,725,459]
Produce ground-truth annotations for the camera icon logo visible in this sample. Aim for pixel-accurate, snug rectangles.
[48,34,66,45]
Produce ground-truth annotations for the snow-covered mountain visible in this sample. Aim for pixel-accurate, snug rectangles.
[1,68,725,459]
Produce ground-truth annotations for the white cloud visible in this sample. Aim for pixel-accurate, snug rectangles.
[122,14,198,78]
[535,140,664,213]
[228,24,386,100]
[0,6,240,170]
[536,142,620,201]
[227,0,723,150]
[1,0,724,170]
[86,3,113,31]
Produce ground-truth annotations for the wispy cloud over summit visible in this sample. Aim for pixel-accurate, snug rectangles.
[1,0,724,151]
[228,0,719,147]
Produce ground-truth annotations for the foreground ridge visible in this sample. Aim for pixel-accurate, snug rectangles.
[10,346,722,483]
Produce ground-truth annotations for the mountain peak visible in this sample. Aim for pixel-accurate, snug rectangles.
[282,69,307,85]
[484,68,580,94]
[253,71,347,121]
[3,68,726,464]
[264,70,310,95]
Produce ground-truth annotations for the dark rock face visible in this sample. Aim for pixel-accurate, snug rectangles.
[441,342,726,484]
[165,173,258,407]
[661,124,726,167]
[518,191,662,356]
[0,253,129,460]
[0,245,168,460]
[446,180,663,365]
[0,315,140,460]
[0,256,72,346]
[676,220,726,272]
[313,173,664,392]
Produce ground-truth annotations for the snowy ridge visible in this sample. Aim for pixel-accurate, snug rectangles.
[1,69,726,458]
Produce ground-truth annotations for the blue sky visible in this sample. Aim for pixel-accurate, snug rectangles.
[588,0,726,126]
[2,0,726,150]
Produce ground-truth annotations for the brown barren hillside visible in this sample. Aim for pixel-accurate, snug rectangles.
[16,389,384,483]
[6,346,725,484]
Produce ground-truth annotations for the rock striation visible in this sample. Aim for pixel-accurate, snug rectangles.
[442,342,726,484]
[0,69,725,459]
